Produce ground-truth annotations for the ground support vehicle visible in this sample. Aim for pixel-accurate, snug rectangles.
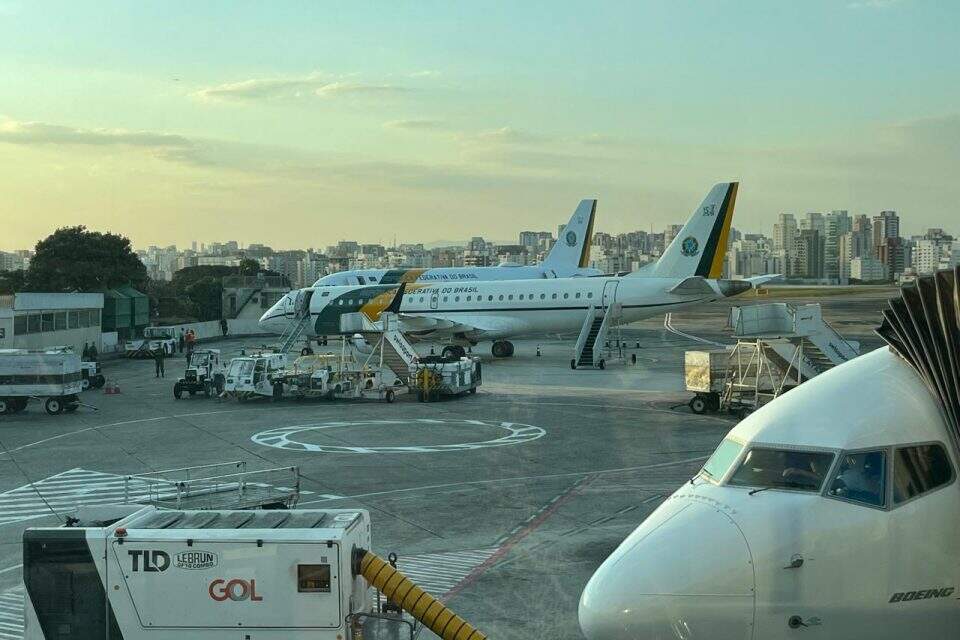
[411,355,482,402]
[0,349,84,415]
[222,352,288,401]
[125,326,178,358]
[79,359,106,390]
[23,504,488,640]
[174,348,226,399]
[683,348,732,414]
[278,353,407,403]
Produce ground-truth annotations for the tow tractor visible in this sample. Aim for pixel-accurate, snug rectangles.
[23,505,489,640]
[0,349,84,415]
[174,348,227,399]
[48,346,105,390]
[125,326,178,358]
[222,352,288,401]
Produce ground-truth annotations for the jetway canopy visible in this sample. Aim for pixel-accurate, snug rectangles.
[877,266,960,460]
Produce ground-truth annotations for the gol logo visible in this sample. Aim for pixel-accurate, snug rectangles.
[209,579,264,602]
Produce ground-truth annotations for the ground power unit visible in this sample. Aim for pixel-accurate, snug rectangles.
[23,505,488,640]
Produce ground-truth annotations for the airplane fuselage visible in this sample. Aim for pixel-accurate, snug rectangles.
[260,276,747,342]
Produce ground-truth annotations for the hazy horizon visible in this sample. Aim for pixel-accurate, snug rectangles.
[3,0,959,251]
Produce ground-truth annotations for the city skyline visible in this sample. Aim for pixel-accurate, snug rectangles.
[2,1,960,250]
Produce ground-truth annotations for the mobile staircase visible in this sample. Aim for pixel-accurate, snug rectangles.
[572,303,622,369]
[340,311,420,383]
[720,302,859,414]
[276,289,314,354]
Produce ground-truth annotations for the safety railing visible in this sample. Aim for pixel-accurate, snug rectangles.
[124,462,300,510]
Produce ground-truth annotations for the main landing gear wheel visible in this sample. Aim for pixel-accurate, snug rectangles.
[44,397,64,415]
[442,345,466,359]
[491,341,514,358]
[301,347,314,356]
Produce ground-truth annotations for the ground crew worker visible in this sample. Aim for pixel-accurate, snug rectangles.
[88,342,98,362]
[81,343,91,361]
[178,329,185,354]
[154,347,165,378]
[220,318,228,336]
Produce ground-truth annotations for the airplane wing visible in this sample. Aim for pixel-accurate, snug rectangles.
[746,274,782,287]
[668,276,716,295]
[395,311,523,341]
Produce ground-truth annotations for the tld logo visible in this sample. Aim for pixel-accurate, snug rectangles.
[209,579,264,602]
[128,550,170,572]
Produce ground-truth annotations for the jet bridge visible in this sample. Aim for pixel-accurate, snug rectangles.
[877,265,960,460]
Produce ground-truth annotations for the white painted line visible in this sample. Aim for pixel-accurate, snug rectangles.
[0,567,20,576]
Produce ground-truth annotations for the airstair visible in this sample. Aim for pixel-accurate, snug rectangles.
[572,303,621,369]
[277,289,313,353]
[340,312,419,382]
[730,303,859,381]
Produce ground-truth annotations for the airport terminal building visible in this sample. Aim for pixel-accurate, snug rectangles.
[0,292,105,354]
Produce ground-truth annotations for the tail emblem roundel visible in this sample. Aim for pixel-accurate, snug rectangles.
[565,230,578,247]
[681,236,700,257]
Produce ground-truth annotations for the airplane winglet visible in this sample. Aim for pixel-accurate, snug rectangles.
[385,282,407,314]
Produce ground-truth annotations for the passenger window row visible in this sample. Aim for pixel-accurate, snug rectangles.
[401,292,596,305]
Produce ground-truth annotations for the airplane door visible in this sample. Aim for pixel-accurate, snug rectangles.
[602,280,619,308]
[430,292,439,310]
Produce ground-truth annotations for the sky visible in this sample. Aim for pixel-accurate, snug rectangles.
[1,0,959,251]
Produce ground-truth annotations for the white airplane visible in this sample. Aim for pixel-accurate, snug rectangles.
[261,183,759,357]
[313,199,602,287]
[579,267,960,640]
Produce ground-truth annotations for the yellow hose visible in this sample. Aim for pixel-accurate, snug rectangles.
[357,549,488,640]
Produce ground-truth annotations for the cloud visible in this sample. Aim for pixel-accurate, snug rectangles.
[194,74,329,101]
[314,82,410,97]
[383,119,448,131]
[0,119,192,148]
[465,127,552,146]
[409,70,441,78]
[194,74,411,102]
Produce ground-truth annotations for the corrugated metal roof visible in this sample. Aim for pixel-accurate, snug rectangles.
[13,292,104,310]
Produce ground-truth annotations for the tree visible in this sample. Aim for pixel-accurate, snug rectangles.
[26,226,148,292]
[239,258,260,276]
[0,270,27,295]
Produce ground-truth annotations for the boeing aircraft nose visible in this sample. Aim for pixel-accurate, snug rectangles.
[579,501,755,640]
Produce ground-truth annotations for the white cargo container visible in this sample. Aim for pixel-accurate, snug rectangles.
[23,505,377,640]
[0,348,83,414]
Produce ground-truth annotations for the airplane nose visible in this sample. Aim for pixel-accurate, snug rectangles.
[579,501,755,640]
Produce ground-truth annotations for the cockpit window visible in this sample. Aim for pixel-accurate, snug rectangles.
[893,444,953,504]
[701,438,743,481]
[728,448,834,492]
[827,450,886,507]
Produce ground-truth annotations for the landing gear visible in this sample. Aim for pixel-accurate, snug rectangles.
[442,345,466,359]
[491,341,515,358]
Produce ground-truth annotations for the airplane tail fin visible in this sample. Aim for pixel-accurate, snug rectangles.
[641,182,738,279]
[542,199,597,271]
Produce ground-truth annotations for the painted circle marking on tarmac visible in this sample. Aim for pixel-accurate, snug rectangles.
[250,419,546,454]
